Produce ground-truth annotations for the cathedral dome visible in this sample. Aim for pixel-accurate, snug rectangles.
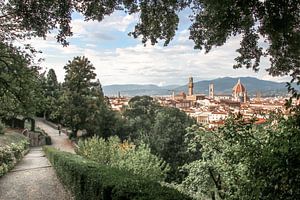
[232,79,246,94]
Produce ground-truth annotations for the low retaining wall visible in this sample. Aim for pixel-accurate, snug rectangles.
[22,129,51,147]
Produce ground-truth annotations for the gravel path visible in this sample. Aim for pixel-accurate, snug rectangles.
[36,119,75,153]
[0,121,75,200]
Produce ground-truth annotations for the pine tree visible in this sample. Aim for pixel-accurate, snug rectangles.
[41,68,60,120]
[61,56,117,138]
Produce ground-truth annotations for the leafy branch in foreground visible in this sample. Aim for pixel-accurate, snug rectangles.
[179,114,300,200]
[1,1,299,86]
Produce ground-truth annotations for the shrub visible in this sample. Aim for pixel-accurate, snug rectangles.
[76,136,169,182]
[0,139,29,177]
[44,146,191,200]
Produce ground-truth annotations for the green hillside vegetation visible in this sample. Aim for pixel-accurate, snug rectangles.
[102,77,299,97]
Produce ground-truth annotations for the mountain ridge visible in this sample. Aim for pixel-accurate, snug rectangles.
[103,77,297,97]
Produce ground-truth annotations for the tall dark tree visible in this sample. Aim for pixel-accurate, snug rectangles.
[84,80,120,139]
[40,68,60,120]
[61,56,117,138]
[46,69,59,93]
[0,43,43,118]
[62,56,98,137]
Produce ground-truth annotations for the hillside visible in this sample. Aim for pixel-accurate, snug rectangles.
[103,77,297,97]
[103,84,179,96]
[175,77,294,96]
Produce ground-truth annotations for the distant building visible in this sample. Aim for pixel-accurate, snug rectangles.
[209,111,228,122]
[175,100,191,109]
[214,95,232,101]
[159,77,289,129]
[188,77,194,96]
[174,91,186,100]
[186,77,206,102]
[195,112,210,124]
[232,79,248,103]
[209,83,214,99]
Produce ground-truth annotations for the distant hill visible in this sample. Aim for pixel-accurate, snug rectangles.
[103,77,298,97]
[103,84,179,96]
[174,77,297,96]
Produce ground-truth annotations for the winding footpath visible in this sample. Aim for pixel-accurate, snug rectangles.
[0,119,74,200]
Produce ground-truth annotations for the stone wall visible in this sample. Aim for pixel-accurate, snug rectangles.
[22,129,48,147]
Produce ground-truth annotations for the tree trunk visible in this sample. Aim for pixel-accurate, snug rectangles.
[211,191,216,200]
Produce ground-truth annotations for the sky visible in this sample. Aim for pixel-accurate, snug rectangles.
[28,10,290,86]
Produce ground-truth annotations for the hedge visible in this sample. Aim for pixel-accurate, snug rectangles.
[44,147,192,200]
[0,133,29,177]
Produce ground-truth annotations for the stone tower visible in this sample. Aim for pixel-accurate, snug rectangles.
[209,83,214,99]
[188,77,194,96]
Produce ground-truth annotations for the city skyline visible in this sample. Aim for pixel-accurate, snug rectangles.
[27,11,290,86]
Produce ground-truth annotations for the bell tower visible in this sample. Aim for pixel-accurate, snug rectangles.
[188,77,194,96]
[209,83,214,99]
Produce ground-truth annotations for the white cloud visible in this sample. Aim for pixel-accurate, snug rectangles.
[177,29,190,43]
[66,36,274,86]
[25,17,282,87]
[71,12,138,40]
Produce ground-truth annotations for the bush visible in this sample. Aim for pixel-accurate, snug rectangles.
[76,136,169,182]
[44,146,191,200]
[0,139,29,177]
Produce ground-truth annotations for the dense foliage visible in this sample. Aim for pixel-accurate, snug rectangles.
[123,96,160,140]
[0,132,29,177]
[123,96,196,181]
[59,56,117,138]
[178,114,300,200]
[0,43,44,118]
[44,146,191,200]
[76,136,169,182]
[42,69,61,121]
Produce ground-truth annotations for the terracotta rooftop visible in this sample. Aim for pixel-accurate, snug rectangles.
[232,79,246,94]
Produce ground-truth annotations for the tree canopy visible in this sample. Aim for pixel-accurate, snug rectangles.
[61,56,99,136]
[1,0,299,86]
[0,43,43,118]
[123,96,197,181]
[60,56,120,138]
